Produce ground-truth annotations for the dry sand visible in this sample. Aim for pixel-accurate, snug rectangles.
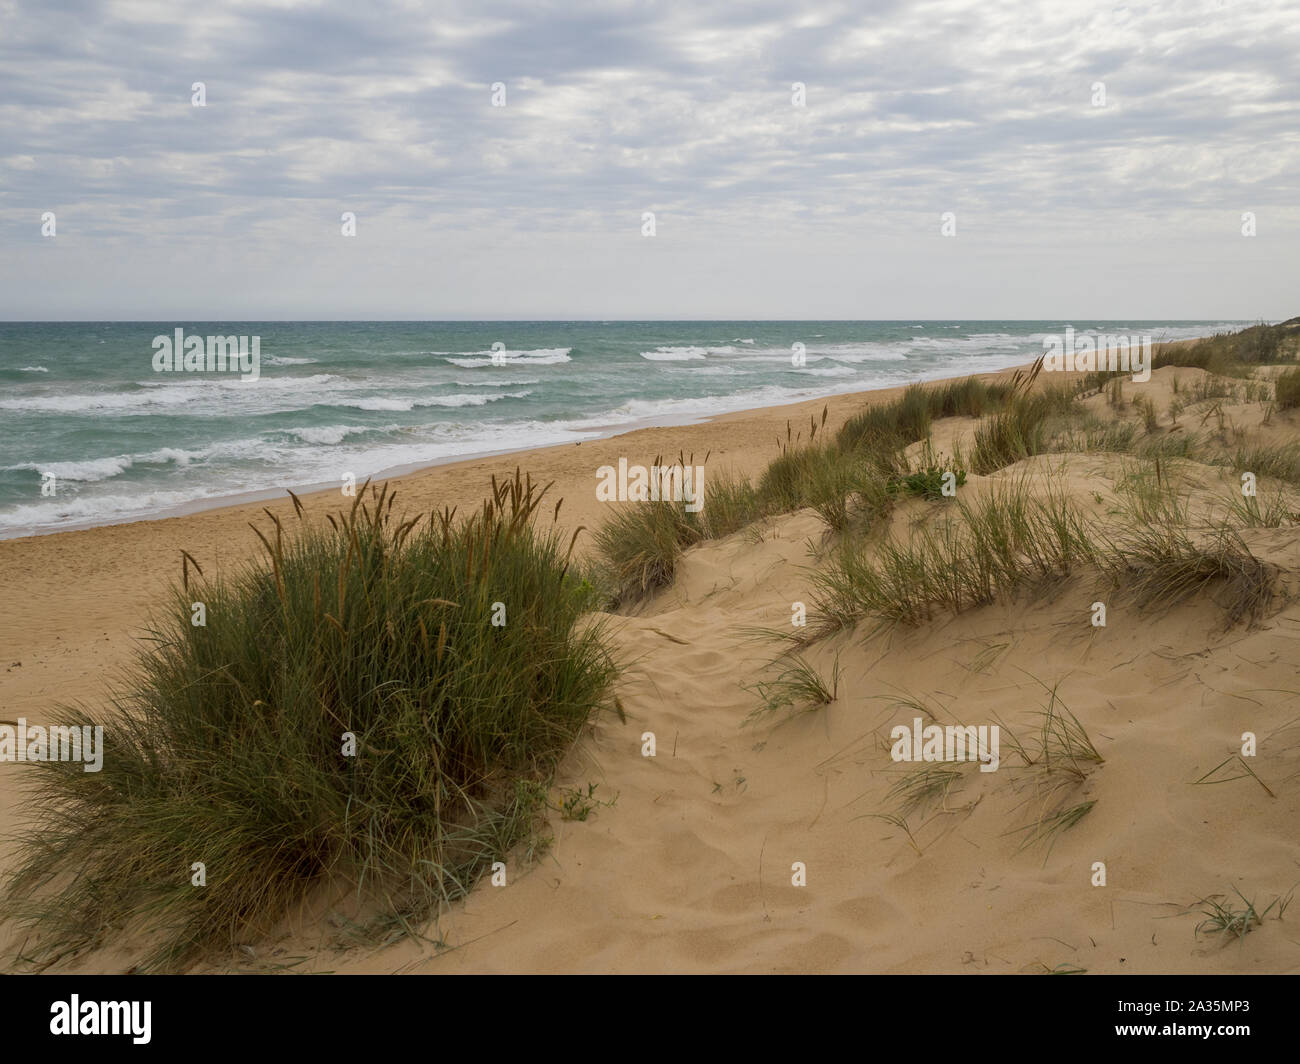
[3,359,1299,974]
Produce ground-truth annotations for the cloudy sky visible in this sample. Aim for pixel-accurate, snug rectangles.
[1,0,1296,320]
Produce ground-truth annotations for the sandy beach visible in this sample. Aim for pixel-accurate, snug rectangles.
[4,347,1298,975]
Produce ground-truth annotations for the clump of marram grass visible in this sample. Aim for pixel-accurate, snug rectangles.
[970,386,1078,474]
[926,375,1017,419]
[756,441,838,515]
[734,409,895,534]
[835,377,1018,467]
[808,480,1099,634]
[755,408,842,512]
[1277,366,1300,410]
[743,651,841,724]
[1194,887,1292,945]
[590,453,713,606]
[1136,395,1160,433]
[1229,442,1300,487]
[1225,489,1299,528]
[1104,464,1281,626]
[1011,801,1097,856]
[1109,521,1278,627]
[885,766,966,816]
[802,451,893,534]
[592,453,766,606]
[1,474,616,973]
[592,498,701,607]
[1106,376,1125,409]
[697,468,761,539]
[836,383,932,460]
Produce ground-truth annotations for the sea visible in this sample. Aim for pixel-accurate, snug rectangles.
[0,319,1250,538]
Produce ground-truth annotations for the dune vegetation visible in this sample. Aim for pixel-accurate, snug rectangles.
[590,320,1298,891]
[3,473,615,972]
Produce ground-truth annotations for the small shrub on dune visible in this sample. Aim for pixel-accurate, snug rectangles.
[889,465,967,501]
[2,475,616,972]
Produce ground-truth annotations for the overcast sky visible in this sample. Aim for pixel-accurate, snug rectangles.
[1,0,1296,320]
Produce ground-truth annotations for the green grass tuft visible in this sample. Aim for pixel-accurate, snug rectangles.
[3,474,616,972]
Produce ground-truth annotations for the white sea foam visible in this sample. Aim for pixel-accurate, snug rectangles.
[0,490,225,534]
[336,391,529,412]
[799,366,858,377]
[639,345,747,360]
[0,374,344,414]
[640,347,708,361]
[7,456,135,482]
[139,446,202,467]
[286,425,372,445]
[810,346,910,363]
[442,347,571,367]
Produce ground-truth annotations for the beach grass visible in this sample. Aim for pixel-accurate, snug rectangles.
[591,497,702,606]
[1110,521,1277,627]
[2,474,616,972]
[808,479,1098,633]
[1277,366,1300,410]
[1194,886,1291,944]
[970,386,1077,474]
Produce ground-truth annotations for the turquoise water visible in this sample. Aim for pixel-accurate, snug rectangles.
[0,319,1248,537]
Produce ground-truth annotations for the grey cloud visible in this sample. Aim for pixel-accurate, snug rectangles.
[0,0,1296,318]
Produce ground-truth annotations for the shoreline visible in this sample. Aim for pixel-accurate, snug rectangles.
[0,356,1060,543]
[6,323,1233,542]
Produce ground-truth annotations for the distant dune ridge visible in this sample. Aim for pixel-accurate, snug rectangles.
[1,321,1298,974]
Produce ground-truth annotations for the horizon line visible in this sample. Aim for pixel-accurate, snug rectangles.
[0,316,1266,325]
